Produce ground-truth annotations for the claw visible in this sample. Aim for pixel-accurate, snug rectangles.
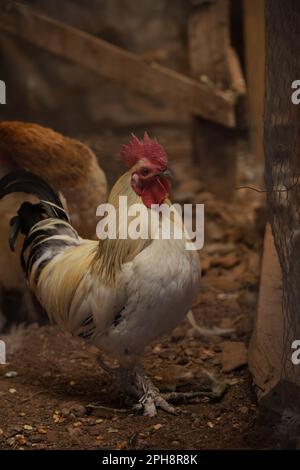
[137,388,178,417]
[133,392,178,418]
[111,365,178,416]
[97,359,226,416]
[132,370,178,416]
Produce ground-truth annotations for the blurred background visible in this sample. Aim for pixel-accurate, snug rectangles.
[0,0,264,191]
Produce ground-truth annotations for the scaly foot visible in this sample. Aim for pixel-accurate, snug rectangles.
[98,357,226,417]
[132,371,177,417]
[109,365,177,417]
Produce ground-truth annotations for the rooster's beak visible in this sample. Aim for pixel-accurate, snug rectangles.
[156,168,173,179]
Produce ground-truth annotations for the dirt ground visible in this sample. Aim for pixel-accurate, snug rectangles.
[0,159,274,450]
[0,320,263,451]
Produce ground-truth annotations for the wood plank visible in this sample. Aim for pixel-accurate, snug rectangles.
[248,224,283,405]
[188,0,238,199]
[188,0,230,87]
[244,0,265,168]
[248,224,300,412]
[0,0,236,127]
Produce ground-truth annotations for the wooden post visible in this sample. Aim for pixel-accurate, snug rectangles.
[249,0,300,416]
[188,0,240,200]
[244,0,265,174]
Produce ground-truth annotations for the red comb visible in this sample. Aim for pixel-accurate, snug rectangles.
[121,132,168,169]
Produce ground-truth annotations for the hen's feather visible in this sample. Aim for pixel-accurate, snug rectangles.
[0,120,107,238]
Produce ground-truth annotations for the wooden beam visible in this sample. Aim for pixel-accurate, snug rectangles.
[0,0,236,127]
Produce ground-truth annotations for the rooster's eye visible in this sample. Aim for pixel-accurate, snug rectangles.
[141,168,150,176]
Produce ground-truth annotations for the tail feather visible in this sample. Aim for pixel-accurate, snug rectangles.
[0,170,70,251]
[0,170,69,222]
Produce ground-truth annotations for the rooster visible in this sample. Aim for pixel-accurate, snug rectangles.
[0,121,107,327]
[0,133,200,416]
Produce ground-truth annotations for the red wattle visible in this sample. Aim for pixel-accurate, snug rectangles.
[141,177,171,208]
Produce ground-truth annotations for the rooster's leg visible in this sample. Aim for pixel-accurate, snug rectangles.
[119,366,177,417]
[98,356,225,415]
[97,353,175,416]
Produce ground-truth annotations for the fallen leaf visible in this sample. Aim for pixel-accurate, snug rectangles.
[5,371,18,378]
[107,428,119,433]
[16,434,26,445]
[153,423,162,431]
[23,425,33,431]
[37,427,47,435]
